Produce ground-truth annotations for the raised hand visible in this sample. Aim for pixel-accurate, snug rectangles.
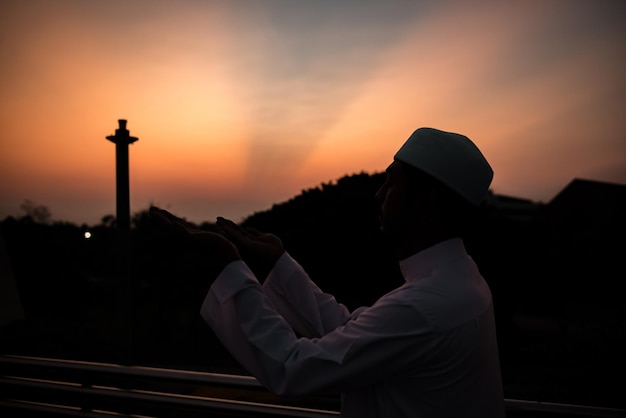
[149,207,241,281]
[216,217,285,282]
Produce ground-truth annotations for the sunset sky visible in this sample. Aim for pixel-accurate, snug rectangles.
[1,0,625,226]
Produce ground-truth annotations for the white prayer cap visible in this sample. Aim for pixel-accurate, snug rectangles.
[394,127,493,205]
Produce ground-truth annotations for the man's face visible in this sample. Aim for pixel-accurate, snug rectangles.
[375,161,413,237]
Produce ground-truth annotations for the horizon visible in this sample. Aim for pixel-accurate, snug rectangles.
[2,0,625,225]
[5,172,622,227]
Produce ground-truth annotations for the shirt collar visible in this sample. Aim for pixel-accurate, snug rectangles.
[398,237,467,282]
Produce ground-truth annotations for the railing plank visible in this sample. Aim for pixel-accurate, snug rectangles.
[1,355,624,417]
[0,355,339,417]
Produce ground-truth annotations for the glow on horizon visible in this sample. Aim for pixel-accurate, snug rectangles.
[1,0,625,225]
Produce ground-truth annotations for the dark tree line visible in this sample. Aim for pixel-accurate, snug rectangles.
[1,172,624,408]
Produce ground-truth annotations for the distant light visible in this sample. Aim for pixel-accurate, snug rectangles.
[84,231,92,239]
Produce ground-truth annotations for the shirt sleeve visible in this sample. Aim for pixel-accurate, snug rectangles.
[200,260,435,397]
[261,252,351,338]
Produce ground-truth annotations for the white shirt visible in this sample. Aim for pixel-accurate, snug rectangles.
[201,238,505,417]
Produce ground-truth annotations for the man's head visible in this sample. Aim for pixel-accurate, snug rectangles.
[393,127,493,206]
[376,128,493,255]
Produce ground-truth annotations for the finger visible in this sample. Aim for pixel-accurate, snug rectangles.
[152,207,198,230]
[216,216,238,228]
[245,227,264,237]
[216,217,247,237]
[149,207,174,227]
[150,208,194,237]
[216,219,253,248]
[172,219,195,236]
[150,207,178,223]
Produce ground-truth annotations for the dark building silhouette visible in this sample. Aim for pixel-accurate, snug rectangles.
[545,178,626,230]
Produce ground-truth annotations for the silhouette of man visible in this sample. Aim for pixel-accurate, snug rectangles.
[150,127,505,417]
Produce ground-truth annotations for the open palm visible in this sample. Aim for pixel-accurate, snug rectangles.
[149,207,241,279]
[216,217,285,282]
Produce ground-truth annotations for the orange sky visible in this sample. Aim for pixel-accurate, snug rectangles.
[1,0,625,225]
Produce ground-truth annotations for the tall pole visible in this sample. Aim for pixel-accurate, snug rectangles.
[106,119,138,365]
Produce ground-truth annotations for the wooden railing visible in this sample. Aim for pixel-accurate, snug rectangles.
[1,355,624,417]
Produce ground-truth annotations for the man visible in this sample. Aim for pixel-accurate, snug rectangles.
[149,127,505,417]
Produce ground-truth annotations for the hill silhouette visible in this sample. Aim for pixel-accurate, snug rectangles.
[1,172,624,409]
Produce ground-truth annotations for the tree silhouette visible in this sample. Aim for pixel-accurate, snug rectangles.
[19,199,51,224]
[1,174,625,408]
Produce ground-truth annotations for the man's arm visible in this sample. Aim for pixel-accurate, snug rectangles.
[202,263,431,397]
[262,252,351,338]
[216,217,351,337]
